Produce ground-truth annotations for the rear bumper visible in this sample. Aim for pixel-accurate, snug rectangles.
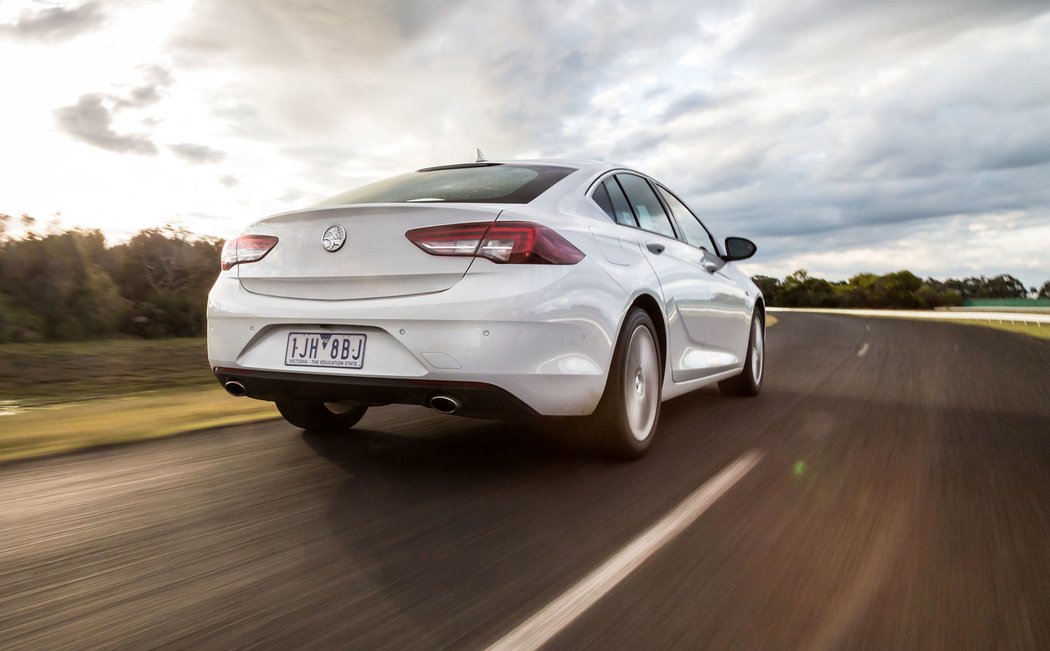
[207,259,626,416]
[214,367,538,418]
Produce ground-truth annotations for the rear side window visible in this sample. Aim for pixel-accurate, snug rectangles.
[315,163,575,206]
[602,179,639,227]
[592,182,616,220]
[657,186,717,252]
[616,174,676,238]
[591,179,638,227]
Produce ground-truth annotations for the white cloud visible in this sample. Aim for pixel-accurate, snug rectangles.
[0,0,1047,286]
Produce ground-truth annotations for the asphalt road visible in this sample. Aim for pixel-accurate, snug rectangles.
[2,314,1050,650]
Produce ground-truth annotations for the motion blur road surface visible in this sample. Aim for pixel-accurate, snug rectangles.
[2,314,1050,649]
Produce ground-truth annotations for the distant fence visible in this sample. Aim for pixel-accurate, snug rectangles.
[767,307,1050,326]
[946,305,1050,314]
[963,298,1050,308]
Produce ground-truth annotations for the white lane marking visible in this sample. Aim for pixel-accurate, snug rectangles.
[865,324,870,332]
[857,343,869,357]
[484,451,763,651]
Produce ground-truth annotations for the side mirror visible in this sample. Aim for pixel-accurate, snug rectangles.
[723,237,757,261]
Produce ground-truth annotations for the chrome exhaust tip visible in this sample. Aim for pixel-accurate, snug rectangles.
[428,395,461,414]
[224,380,247,397]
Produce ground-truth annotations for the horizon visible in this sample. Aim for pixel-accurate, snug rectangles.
[2,0,1049,288]
[3,214,1045,292]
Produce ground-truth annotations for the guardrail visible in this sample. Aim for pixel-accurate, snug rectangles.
[767,307,1050,326]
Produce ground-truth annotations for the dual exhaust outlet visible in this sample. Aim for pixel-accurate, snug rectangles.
[427,395,461,414]
[224,380,246,397]
[224,379,462,415]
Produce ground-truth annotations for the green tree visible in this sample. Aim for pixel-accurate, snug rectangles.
[111,226,221,337]
[781,269,840,307]
[983,274,1027,298]
[916,278,964,308]
[751,275,783,305]
[944,274,1027,300]
[0,227,125,340]
[871,270,923,308]
[843,273,879,307]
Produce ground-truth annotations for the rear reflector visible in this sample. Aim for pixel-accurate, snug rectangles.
[221,235,279,270]
[405,222,584,265]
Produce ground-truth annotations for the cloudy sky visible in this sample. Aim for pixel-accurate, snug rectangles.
[1,0,1049,286]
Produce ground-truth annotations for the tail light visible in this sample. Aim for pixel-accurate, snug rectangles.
[405,222,584,265]
[221,235,279,270]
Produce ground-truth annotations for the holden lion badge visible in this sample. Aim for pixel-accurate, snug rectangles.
[322,225,346,252]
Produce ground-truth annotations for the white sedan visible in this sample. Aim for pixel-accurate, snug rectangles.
[208,160,765,458]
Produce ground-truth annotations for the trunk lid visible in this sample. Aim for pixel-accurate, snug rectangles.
[237,204,502,300]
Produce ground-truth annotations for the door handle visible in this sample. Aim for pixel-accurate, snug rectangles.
[646,242,665,255]
[702,260,719,274]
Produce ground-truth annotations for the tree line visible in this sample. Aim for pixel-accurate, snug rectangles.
[0,215,221,343]
[1,215,1048,342]
[753,269,1050,309]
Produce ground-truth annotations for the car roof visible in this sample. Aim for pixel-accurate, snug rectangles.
[417,159,621,176]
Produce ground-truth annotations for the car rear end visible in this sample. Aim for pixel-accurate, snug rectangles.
[207,162,626,417]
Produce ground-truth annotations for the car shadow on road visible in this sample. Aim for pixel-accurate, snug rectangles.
[300,391,738,482]
[302,414,584,479]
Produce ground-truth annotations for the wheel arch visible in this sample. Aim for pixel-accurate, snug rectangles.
[628,293,667,373]
[754,296,766,328]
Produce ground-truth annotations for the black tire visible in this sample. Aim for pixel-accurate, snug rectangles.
[275,400,368,432]
[718,312,764,397]
[582,308,662,460]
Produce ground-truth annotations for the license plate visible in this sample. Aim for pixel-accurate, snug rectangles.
[284,332,366,369]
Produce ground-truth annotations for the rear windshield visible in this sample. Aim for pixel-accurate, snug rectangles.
[315,163,576,206]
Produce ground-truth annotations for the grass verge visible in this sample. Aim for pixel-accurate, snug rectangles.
[950,319,1050,341]
[772,310,1049,341]
[0,385,278,463]
[0,337,213,405]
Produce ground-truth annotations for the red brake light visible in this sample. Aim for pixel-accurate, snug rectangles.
[221,235,279,270]
[405,221,584,265]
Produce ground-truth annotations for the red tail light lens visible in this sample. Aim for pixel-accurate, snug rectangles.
[405,222,584,265]
[221,235,279,270]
